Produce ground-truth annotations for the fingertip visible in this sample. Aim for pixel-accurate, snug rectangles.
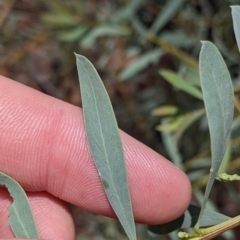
[121,132,192,224]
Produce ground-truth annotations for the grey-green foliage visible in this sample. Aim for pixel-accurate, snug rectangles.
[112,0,144,22]
[120,49,164,81]
[75,54,136,240]
[159,70,203,100]
[231,6,240,52]
[148,204,230,234]
[195,41,234,228]
[57,25,88,42]
[0,172,39,238]
[161,124,183,169]
[80,25,130,49]
[149,0,187,34]
[174,108,205,145]
[159,30,194,48]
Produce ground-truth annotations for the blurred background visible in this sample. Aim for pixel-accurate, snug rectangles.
[1,0,240,239]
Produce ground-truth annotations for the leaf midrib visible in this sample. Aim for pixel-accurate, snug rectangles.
[11,202,29,237]
[78,59,129,224]
[204,51,226,167]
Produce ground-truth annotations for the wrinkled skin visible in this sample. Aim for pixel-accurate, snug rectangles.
[0,76,191,240]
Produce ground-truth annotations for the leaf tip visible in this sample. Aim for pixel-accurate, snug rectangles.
[200,41,214,51]
[74,53,85,61]
[200,40,209,45]
[75,53,91,65]
[74,52,82,59]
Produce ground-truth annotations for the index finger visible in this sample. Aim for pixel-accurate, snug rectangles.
[0,76,191,224]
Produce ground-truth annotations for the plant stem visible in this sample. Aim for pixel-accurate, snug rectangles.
[146,33,199,70]
[178,214,240,239]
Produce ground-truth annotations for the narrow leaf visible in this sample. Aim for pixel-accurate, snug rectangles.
[112,0,144,22]
[232,115,240,132]
[132,16,148,35]
[160,119,183,169]
[196,41,234,228]
[75,54,136,240]
[151,105,179,117]
[80,25,130,49]
[149,0,187,34]
[148,205,230,234]
[159,70,203,100]
[0,172,39,238]
[120,49,163,81]
[57,26,88,42]
[41,14,78,27]
[231,6,240,52]
[181,67,201,87]
[159,29,194,48]
[188,169,210,182]
[156,116,185,133]
[174,109,205,145]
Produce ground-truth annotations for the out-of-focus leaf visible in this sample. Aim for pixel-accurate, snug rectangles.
[75,54,136,240]
[234,95,240,113]
[212,31,239,63]
[232,115,240,132]
[0,172,39,238]
[125,47,141,58]
[112,0,144,22]
[180,66,201,87]
[188,169,209,182]
[80,25,130,49]
[231,6,240,52]
[185,157,211,171]
[120,49,163,81]
[57,26,88,42]
[42,14,78,27]
[148,205,230,235]
[161,122,183,169]
[132,16,148,35]
[174,109,205,145]
[156,116,184,133]
[160,30,194,48]
[195,41,234,228]
[151,105,178,116]
[159,70,203,100]
[42,0,74,14]
[149,0,187,34]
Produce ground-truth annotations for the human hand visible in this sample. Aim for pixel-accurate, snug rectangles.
[0,75,191,240]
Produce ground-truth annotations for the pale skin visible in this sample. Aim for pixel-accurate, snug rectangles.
[0,75,191,240]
